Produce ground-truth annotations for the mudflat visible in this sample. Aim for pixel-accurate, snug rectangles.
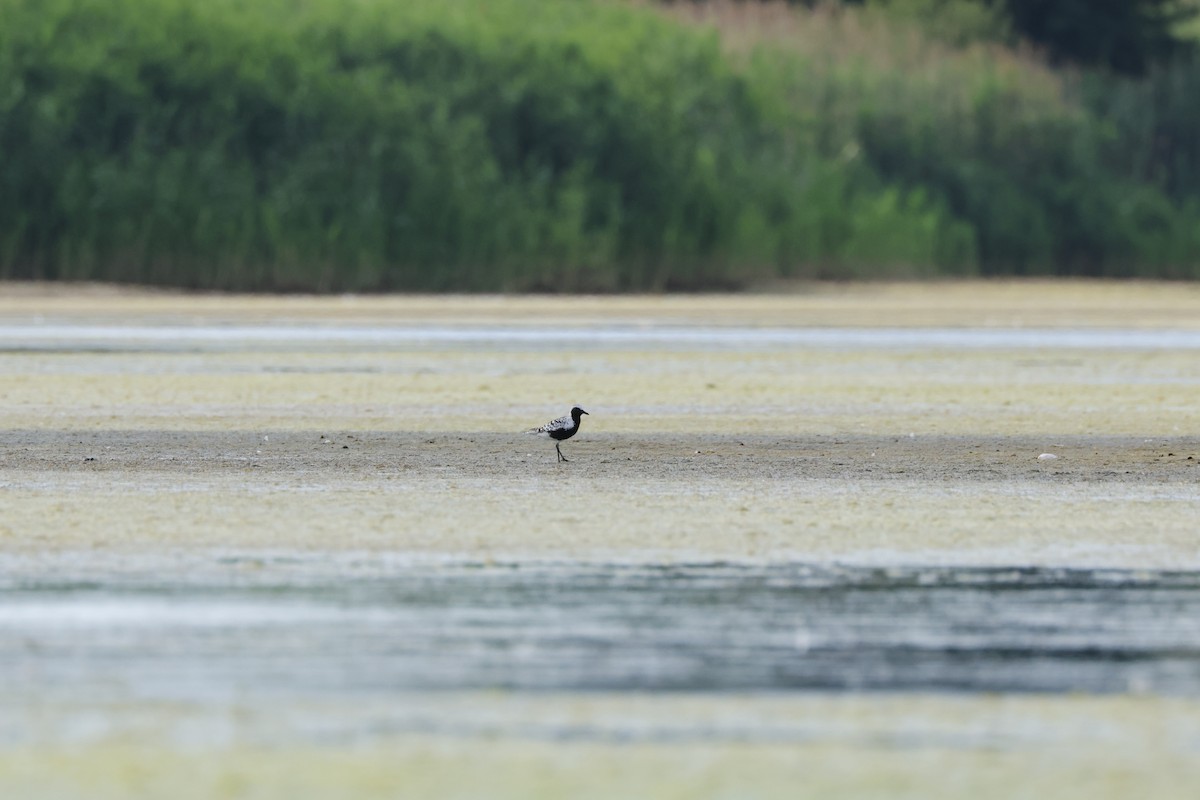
[3,429,1198,566]
[2,279,1197,565]
[2,280,1200,799]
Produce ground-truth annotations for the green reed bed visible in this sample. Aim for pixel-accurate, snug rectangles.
[0,0,1197,291]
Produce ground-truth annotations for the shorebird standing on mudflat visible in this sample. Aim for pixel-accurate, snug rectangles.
[528,406,589,462]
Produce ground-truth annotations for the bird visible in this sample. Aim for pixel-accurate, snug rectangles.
[527,406,589,462]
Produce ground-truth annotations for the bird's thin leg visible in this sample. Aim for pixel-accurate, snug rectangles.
[556,442,568,462]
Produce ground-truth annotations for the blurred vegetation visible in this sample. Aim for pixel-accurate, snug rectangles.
[858,0,1198,74]
[995,0,1195,75]
[0,0,1198,291]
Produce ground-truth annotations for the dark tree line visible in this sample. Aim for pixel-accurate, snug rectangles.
[1000,0,1195,75]
[763,0,1197,74]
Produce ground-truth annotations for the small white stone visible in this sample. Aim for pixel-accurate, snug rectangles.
[1037,453,1058,461]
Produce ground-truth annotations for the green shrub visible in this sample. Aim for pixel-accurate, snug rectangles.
[1083,53,1200,204]
[724,2,1200,278]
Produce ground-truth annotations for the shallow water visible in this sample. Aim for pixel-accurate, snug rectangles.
[6,323,1200,352]
[4,558,1199,708]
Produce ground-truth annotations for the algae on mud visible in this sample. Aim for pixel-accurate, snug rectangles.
[4,694,1200,800]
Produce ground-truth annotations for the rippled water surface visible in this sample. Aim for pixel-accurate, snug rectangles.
[4,559,1199,702]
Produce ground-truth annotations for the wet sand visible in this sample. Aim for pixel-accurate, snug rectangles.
[2,280,1200,797]
[3,429,1198,566]
[5,278,1200,328]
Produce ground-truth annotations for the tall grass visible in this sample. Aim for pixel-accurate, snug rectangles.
[2,0,774,289]
[0,0,1197,290]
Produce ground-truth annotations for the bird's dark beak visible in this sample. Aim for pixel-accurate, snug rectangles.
[581,410,589,415]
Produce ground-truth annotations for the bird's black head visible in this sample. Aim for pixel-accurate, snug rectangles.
[571,406,589,419]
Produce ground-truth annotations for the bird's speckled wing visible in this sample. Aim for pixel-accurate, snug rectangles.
[528,414,571,435]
